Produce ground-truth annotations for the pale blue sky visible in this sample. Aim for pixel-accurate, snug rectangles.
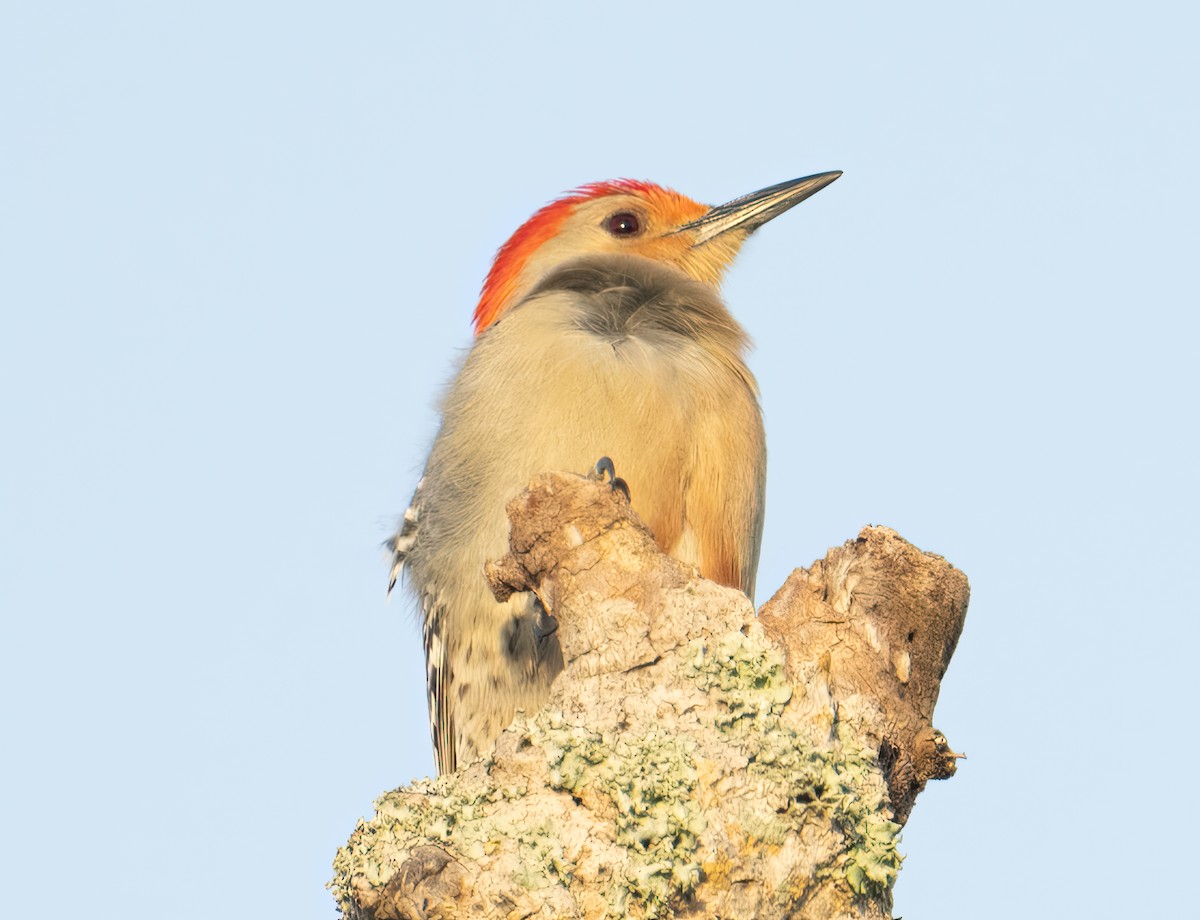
[2,2,1197,917]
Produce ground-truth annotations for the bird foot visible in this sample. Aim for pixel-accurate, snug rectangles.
[532,600,559,640]
[590,456,631,501]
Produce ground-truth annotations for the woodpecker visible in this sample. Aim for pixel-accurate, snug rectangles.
[390,172,841,774]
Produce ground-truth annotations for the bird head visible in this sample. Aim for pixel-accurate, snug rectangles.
[472,172,842,334]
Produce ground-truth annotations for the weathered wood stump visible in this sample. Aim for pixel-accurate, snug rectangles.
[332,470,968,918]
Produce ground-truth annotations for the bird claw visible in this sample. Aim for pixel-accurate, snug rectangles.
[533,604,559,640]
[590,456,631,501]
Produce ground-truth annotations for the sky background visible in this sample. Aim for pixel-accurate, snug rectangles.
[2,2,1197,917]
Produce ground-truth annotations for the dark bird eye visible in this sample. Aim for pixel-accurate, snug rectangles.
[605,211,642,236]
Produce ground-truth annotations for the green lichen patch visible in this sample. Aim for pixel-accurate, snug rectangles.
[679,629,902,903]
[530,711,705,915]
[843,810,903,896]
[679,630,792,727]
[821,742,903,899]
[748,731,902,900]
[329,768,572,915]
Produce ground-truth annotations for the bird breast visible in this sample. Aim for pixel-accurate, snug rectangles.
[524,253,752,365]
[418,251,763,597]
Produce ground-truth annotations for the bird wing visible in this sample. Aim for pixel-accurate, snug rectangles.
[422,595,456,774]
[386,477,423,595]
[387,478,457,774]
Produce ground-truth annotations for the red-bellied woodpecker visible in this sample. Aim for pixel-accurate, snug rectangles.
[389,172,841,774]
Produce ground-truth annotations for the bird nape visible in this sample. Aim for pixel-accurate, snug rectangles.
[388,171,841,775]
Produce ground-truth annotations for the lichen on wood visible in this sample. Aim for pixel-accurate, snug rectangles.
[332,471,969,919]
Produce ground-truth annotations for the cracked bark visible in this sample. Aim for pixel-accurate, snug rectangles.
[332,471,969,919]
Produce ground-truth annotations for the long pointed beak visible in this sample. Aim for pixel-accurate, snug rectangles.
[679,171,842,245]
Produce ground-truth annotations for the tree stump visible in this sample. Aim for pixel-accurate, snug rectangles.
[332,470,969,918]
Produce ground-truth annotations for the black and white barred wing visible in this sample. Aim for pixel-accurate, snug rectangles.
[386,477,457,775]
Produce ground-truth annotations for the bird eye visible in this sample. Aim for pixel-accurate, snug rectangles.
[605,211,642,237]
